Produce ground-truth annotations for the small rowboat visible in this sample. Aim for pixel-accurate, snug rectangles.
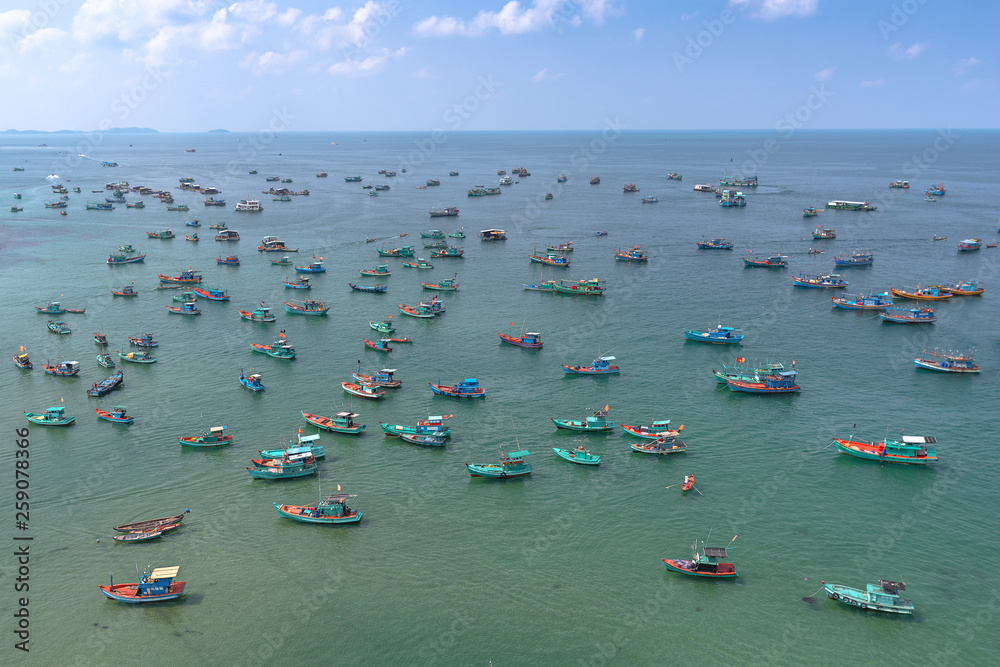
[113,511,190,532]
[681,475,695,492]
[342,380,385,399]
[349,283,387,293]
[552,446,601,465]
[111,527,171,543]
[388,337,413,344]
[399,433,447,447]
[630,438,687,455]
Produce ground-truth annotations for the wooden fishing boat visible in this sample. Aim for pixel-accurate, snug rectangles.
[663,540,738,579]
[933,234,946,241]
[621,421,682,440]
[890,285,952,301]
[341,380,385,399]
[807,248,824,254]
[431,246,463,258]
[834,251,874,267]
[186,219,201,227]
[294,258,326,273]
[399,433,447,447]
[100,566,186,603]
[185,234,199,242]
[683,325,743,344]
[832,291,893,310]
[364,338,393,352]
[529,252,571,267]
[107,244,146,265]
[215,230,240,241]
[349,283,387,293]
[466,449,531,478]
[613,245,648,262]
[209,222,228,229]
[247,452,318,479]
[913,348,979,373]
[380,415,452,438]
[35,301,67,315]
[258,236,298,252]
[111,525,177,543]
[95,405,133,424]
[551,407,614,432]
[239,371,265,391]
[812,225,835,239]
[792,274,848,288]
[523,280,557,291]
[353,366,401,388]
[418,296,446,315]
[87,370,124,397]
[146,229,175,239]
[111,284,138,296]
[421,276,459,291]
[561,355,619,374]
[113,510,189,532]
[553,278,604,295]
[934,280,985,296]
[423,239,448,249]
[25,406,75,426]
[259,433,325,460]
[553,446,601,465]
[957,238,982,252]
[879,307,936,323]
[97,352,115,368]
[498,331,542,348]
[377,244,416,257]
[833,432,937,464]
[118,349,156,363]
[178,425,233,447]
[369,320,395,333]
[47,320,71,334]
[42,360,80,376]
[546,242,573,252]
[720,366,800,393]
[823,579,913,614]
[696,237,733,250]
[274,491,362,524]
[283,276,312,289]
[302,411,365,434]
[284,299,329,315]
[250,336,296,359]
[192,286,230,301]
[681,475,696,492]
[398,303,435,318]
[271,256,294,266]
[401,258,434,269]
[429,378,485,398]
[479,229,507,241]
[217,255,240,265]
[743,252,787,267]
[803,207,820,218]
[166,302,201,315]
[630,437,687,455]
[128,332,157,347]
[359,264,391,276]
[93,332,108,346]
[157,270,202,284]
[13,351,32,370]
[238,304,277,322]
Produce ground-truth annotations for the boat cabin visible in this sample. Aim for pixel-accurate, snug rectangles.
[136,567,180,597]
[691,547,735,574]
[333,411,361,427]
[480,229,507,241]
[593,356,616,371]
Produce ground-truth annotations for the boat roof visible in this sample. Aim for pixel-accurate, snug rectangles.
[597,355,616,361]
[113,405,127,411]
[901,436,936,444]
[507,450,529,458]
[210,426,227,433]
[333,412,360,418]
[322,493,354,503]
[149,566,179,579]
[703,547,728,558]
[46,406,65,412]
[298,433,321,443]
[379,368,397,373]
[651,420,671,427]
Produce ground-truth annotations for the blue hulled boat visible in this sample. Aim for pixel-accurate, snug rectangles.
[834,251,874,267]
[466,449,531,478]
[561,355,619,374]
[792,274,848,288]
[832,291,893,310]
[429,378,485,398]
[683,325,743,344]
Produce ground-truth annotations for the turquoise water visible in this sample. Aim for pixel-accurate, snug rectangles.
[2,130,999,666]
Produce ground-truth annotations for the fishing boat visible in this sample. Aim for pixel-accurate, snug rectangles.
[215,230,240,242]
[890,285,952,301]
[833,431,937,465]
[623,183,639,192]
[127,332,157,348]
[683,325,744,344]
[360,264,391,277]
[681,475,696,492]
[87,201,115,210]
[111,525,178,543]
[479,229,507,241]
[397,303,435,318]
[522,280,557,292]
[238,304,277,322]
[35,301,67,315]
[45,200,68,208]
[186,219,201,227]
[402,258,434,269]
[369,320,396,334]
[466,449,531,478]
[743,252,787,267]
[880,307,936,323]
[234,199,262,211]
[957,238,982,252]
[14,350,32,370]
[613,246,648,261]
[166,204,189,212]
[97,352,115,368]
[696,238,733,250]
[283,276,312,289]
[302,411,365,434]
[498,331,543,348]
[621,421,680,440]
[166,301,201,315]
[260,433,326,460]
[812,225,836,239]
[552,407,614,432]
[295,258,326,273]
[889,180,910,189]
[185,233,199,242]
[913,349,979,373]
[630,436,687,455]
[553,277,604,295]
[719,190,747,207]
[111,283,139,297]
[341,380,385,399]
[10,205,23,212]
[831,291,893,310]
[561,355,619,374]
[399,433,447,447]
[823,579,913,614]
[792,274,848,288]
[284,299,329,315]
[191,286,230,302]
[47,320,71,334]
[546,242,574,253]
[146,229,174,239]
[272,256,294,266]
[590,176,600,184]
[95,405,132,424]
[42,360,80,375]
[118,349,156,364]
[349,283,387,293]
[107,244,146,265]
[834,251,874,267]
[422,275,459,291]
[250,336,296,359]
[178,425,233,447]
[100,566,186,603]
[926,182,946,196]
[420,229,446,239]
[344,176,362,182]
[364,338,393,352]
[380,415,452,439]
[429,378,485,398]
[803,207,820,217]
[553,446,601,465]
[663,539,738,578]
[25,406,75,426]
[378,244,416,257]
[239,371,265,391]
[87,370,124,397]
[158,270,202,284]
[827,200,876,211]
[352,365,401,388]
[719,365,800,393]
[217,255,240,265]
[932,280,984,296]
[449,228,466,238]
[209,222,227,230]
[258,236,298,252]
[430,246,464,258]
[247,452,318,479]
[275,491,362,524]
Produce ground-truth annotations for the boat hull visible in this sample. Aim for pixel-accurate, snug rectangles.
[552,447,601,465]
[833,439,937,464]
[683,330,744,344]
[428,383,485,398]
[823,584,913,614]
[630,442,686,454]
[273,503,362,524]
[466,464,531,478]
[100,583,186,603]
[913,358,979,373]
[302,412,365,433]
[662,559,738,578]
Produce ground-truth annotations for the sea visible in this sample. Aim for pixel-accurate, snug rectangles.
[1,129,998,666]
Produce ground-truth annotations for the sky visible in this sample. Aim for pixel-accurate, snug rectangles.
[0,0,995,132]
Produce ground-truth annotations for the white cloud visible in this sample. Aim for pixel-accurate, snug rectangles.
[954,56,982,76]
[814,67,835,81]
[730,0,818,20]
[531,68,565,82]
[414,0,615,37]
[277,8,302,26]
[0,9,31,42]
[411,67,434,79]
[58,52,88,74]
[860,79,884,88]
[633,27,644,42]
[889,42,927,60]
[328,45,407,76]
[241,49,308,75]
[580,0,623,25]
[680,11,700,21]
[18,27,69,52]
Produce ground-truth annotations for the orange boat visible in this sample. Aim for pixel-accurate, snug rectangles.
[681,474,695,492]
[890,285,953,301]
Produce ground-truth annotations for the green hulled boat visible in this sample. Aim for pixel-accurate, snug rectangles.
[25,406,75,426]
[178,425,233,447]
[823,579,913,614]
[551,408,615,432]
[246,451,318,479]
[380,415,452,438]
[259,433,326,459]
[466,449,531,477]
[274,490,361,525]
[553,446,601,465]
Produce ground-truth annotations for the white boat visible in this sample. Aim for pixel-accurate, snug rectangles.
[234,199,263,211]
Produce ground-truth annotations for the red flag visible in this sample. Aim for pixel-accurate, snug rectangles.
[510,322,515,326]
[736,357,745,363]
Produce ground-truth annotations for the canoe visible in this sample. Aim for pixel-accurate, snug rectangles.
[113,510,190,532]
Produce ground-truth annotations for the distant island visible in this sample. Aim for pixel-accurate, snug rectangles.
[208,129,231,133]
[3,127,158,134]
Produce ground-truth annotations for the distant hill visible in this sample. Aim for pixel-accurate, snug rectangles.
[2,127,158,134]
[208,129,231,133]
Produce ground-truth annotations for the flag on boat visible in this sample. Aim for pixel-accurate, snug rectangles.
[337,484,341,492]
[604,404,609,411]
[736,357,745,363]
